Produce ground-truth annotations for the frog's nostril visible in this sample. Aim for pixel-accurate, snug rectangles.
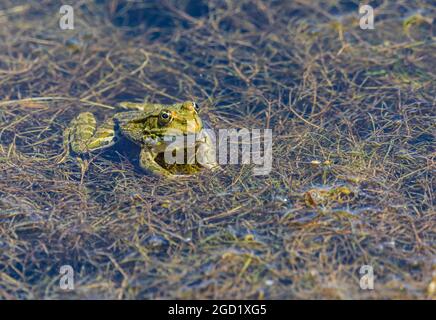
[182,101,196,111]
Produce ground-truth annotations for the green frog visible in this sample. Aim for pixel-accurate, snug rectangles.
[61,101,218,178]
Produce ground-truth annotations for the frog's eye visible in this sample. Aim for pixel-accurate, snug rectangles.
[159,110,173,125]
[192,102,199,111]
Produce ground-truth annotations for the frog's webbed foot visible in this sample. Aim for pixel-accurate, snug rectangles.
[140,148,175,178]
[55,126,73,164]
[60,112,117,176]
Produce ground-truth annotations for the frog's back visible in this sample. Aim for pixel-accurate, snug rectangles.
[113,110,151,124]
[119,101,166,113]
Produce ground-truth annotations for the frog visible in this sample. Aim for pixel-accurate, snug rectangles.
[60,101,218,178]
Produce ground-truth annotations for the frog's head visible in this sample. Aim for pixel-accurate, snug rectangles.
[155,101,203,137]
[116,101,203,147]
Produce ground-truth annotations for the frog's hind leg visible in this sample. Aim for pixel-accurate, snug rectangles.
[68,112,117,154]
[61,112,117,179]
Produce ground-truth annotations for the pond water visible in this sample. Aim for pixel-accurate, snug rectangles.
[0,0,435,299]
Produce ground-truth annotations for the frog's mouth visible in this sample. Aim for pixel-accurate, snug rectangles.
[157,128,200,136]
[159,133,202,149]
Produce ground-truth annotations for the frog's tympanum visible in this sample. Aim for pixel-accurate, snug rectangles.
[61,101,218,178]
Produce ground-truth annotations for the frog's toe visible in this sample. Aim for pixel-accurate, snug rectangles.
[204,162,220,171]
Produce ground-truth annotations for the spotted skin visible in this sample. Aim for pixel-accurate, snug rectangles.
[66,112,116,154]
[62,101,218,178]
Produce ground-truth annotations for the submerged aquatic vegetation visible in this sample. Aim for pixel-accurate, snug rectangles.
[0,0,435,299]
